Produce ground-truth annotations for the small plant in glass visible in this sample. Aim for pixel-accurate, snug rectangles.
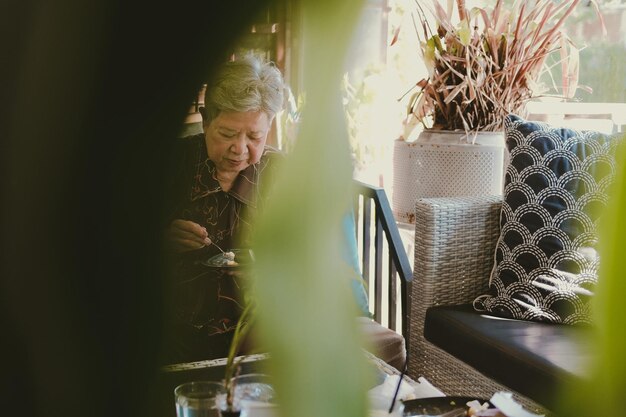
[219,301,255,416]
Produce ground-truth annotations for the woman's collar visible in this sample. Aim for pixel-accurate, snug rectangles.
[190,158,259,208]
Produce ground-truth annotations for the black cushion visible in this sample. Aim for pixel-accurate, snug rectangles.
[474,114,623,324]
[424,304,592,409]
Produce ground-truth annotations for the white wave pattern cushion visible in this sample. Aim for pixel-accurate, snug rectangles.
[474,114,623,324]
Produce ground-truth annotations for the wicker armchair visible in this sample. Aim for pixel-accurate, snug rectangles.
[407,195,544,411]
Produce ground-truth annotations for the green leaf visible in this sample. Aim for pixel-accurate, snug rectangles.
[558,143,626,416]
[457,19,471,46]
[423,38,437,76]
[251,1,373,417]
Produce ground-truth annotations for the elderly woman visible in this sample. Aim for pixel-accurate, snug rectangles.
[161,55,284,363]
[161,55,405,370]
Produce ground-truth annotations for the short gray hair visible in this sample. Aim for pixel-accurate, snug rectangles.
[203,54,284,124]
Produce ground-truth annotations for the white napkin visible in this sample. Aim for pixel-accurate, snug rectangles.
[369,375,415,401]
[368,374,445,402]
[414,376,446,399]
[489,392,545,417]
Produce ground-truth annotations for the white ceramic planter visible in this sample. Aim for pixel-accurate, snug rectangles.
[392,130,506,223]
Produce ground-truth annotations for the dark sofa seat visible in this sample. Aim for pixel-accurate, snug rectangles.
[407,195,599,412]
[424,304,592,410]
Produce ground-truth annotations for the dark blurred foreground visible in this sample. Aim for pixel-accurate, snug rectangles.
[0,1,268,416]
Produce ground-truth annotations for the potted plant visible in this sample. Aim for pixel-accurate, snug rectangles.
[392,0,597,223]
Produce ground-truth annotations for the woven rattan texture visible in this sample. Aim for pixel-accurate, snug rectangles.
[407,195,545,413]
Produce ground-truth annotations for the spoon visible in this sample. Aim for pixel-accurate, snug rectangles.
[208,238,236,262]
[210,239,227,254]
[203,234,226,254]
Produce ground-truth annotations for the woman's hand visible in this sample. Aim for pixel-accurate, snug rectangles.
[165,219,211,253]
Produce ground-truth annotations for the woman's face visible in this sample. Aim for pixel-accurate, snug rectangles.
[203,111,272,175]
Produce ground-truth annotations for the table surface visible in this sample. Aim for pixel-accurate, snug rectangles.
[161,350,419,384]
[156,350,422,417]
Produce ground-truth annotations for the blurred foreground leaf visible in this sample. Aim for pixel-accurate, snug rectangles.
[251,1,371,417]
[559,143,626,416]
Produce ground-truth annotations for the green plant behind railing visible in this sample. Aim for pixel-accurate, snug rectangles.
[543,41,626,103]
[275,87,303,153]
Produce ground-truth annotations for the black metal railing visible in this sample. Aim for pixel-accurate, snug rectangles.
[353,181,413,351]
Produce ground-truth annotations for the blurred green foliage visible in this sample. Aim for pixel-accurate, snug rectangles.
[251,1,375,417]
[558,142,626,416]
[576,42,626,103]
[542,41,626,103]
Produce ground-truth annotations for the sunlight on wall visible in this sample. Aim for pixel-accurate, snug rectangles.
[342,0,428,188]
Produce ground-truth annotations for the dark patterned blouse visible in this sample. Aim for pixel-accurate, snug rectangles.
[162,133,282,362]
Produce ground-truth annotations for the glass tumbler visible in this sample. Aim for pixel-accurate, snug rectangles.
[230,373,276,417]
[175,381,226,417]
